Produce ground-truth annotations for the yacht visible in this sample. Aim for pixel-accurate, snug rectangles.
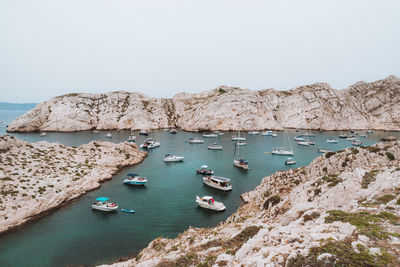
[140,138,160,149]
[232,130,246,141]
[272,148,294,156]
[208,143,223,150]
[139,129,149,135]
[203,133,218,138]
[196,196,225,211]
[170,128,177,134]
[40,132,47,137]
[106,132,112,138]
[202,176,232,191]
[123,173,147,185]
[233,158,249,170]
[262,130,273,136]
[164,154,184,162]
[294,135,305,141]
[235,141,247,146]
[248,131,259,135]
[326,138,338,143]
[188,137,204,144]
[318,148,330,153]
[91,197,118,212]
[297,141,310,146]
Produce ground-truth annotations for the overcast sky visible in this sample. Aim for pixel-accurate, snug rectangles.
[0,0,399,102]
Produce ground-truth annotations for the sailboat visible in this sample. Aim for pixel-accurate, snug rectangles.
[233,140,249,170]
[208,135,223,150]
[272,131,294,155]
[106,126,112,138]
[127,128,136,142]
[231,130,246,141]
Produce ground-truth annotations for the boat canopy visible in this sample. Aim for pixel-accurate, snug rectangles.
[127,173,139,177]
[202,196,213,200]
[165,154,172,157]
[200,165,208,169]
[211,176,231,182]
[96,197,109,202]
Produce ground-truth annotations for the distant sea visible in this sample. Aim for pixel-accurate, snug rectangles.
[0,102,36,110]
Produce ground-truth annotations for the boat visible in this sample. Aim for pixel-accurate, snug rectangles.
[262,130,273,136]
[297,141,310,146]
[248,131,259,135]
[196,165,214,175]
[285,157,296,165]
[326,138,338,143]
[317,148,329,153]
[40,132,47,137]
[232,130,246,141]
[272,133,278,137]
[92,197,118,212]
[359,134,368,138]
[308,141,315,145]
[170,128,177,134]
[196,196,225,211]
[139,129,149,135]
[272,131,294,155]
[302,132,316,137]
[339,134,349,138]
[346,137,357,141]
[128,135,136,142]
[214,130,225,136]
[294,135,305,141]
[235,141,247,146]
[121,209,135,213]
[202,176,232,191]
[367,130,373,133]
[188,137,204,144]
[106,132,112,138]
[93,130,99,133]
[123,173,147,185]
[203,133,218,138]
[164,154,184,162]
[208,143,223,150]
[233,140,249,170]
[140,138,160,149]
[352,140,362,146]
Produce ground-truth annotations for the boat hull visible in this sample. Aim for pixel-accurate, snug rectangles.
[208,146,223,150]
[203,177,232,191]
[123,179,147,185]
[196,199,225,211]
[91,205,118,212]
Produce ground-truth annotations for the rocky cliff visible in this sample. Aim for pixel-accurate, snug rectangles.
[7,75,400,132]
[0,135,147,234]
[102,141,400,266]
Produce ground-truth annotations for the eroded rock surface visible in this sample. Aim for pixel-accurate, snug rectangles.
[7,75,400,132]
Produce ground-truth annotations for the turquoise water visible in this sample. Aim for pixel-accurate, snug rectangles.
[0,111,399,267]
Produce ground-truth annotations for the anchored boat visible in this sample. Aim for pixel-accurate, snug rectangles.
[164,154,184,162]
[140,138,160,149]
[203,176,232,191]
[208,143,223,150]
[196,165,214,175]
[123,173,147,185]
[92,197,118,212]
[196,196,225,211]
[203,133,218,138]
[285,157,296,165]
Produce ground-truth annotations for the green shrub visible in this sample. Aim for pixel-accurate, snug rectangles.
[386,152,395,161]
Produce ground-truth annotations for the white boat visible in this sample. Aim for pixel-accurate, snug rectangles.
[214,130,225,135]
[40,132,47,137]
[234,141,249,170]
[302,132,316,137]
[140,138,160,149]
[318,148,330,153]
[170,128,177,134]
[139,129,149,135]
[203,176,232,191]
[367,130,373,133]
[106,132,112,138]
[359,134,368,138]
[92,197,118,211]
[127,129,136,142]
[294,135,305,141]
[352,140,362,146]
[272,133,278,137]
[308,141,315,145]
[203,133,218,138]
[346,137,357,141]
[93,130,99,133]
[285,157,296,165]
[232,130,246,141]
[188,137,204,144]
[297,141,310,146]
[326,138,338,143]
[248,131,259,135]
[272,131,294,155]
[123,173,147,185]
[196,165,214,175]
[339,134,349,138]
[196,196,225,211]
[164,154,184,162]
[235,141,247,146]
[262,130,273,136]
[208,143,223,150]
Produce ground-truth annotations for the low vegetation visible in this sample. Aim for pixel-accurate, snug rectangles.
[263,195,281,209]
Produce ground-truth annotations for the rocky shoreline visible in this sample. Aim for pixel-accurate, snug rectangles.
[0,135,147,235]
[101,141,400,266]
[7,75,400,133]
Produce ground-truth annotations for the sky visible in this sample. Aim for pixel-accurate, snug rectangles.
[0,0,399,103]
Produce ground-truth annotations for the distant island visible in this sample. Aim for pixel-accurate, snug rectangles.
[0,102,37,110]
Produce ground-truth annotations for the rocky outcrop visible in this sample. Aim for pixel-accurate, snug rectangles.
[102,141,400,266]
[7,76,400,132]
[0,135,147,234]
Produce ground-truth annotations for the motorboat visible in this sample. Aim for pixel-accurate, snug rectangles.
[214,130,225,135]
[92,197,118,211]
[346,137,357,141]
[40,132,47,137]
[285,157,296,165]
[235,141,247,146]
[248,131,259,135]
[196,196,225,211]
[140,138,160,149]
[106,132,112,138]
[123,173,147,185]
[294,136,305,141]
[318,148,330,153]
[302,132,316,137]
[352,140,362,146]
[164,154,184,162]
[272,133,278,137]
[203,133,218,138]
[297,141,310,146]
[262,130,273,136]
[272,148,294,156]
[326,138,338,143]
[232,130,246,141]
[128,135,136,142]
[308,141,315,145]
[233,158,249,170]
[170,128,177,134]
[196,165,214,175]
[188,137,204,144]
[93,130,99,133]
[359,134,368,138]
[202,176,232,191]
[139,129,149,135]
[339,134,349,138]
[367,130,373,133]
[208,143,223,150]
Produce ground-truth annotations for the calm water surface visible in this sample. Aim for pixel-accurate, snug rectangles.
[0,110,399,266]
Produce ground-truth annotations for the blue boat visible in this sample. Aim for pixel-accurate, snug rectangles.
[121,209,135,213]
[123,173,147,185]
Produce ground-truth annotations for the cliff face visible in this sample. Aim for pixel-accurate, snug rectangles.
[0,135,147,234]
[7,75,400,132]
[102,141,400,267]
